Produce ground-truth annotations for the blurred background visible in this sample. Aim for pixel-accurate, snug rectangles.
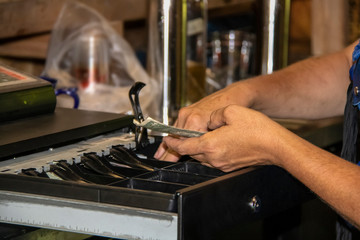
[0,0,354,77]
[0,1,358,239]
[1,0,356,124]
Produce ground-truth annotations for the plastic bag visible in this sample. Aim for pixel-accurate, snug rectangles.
[42,1,159,116]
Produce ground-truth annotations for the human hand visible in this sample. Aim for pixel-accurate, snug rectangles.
[153,103,213,162]
[161,105,287,172]
[154,83,255,161]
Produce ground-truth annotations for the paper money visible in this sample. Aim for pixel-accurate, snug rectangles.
[133,117,204,138]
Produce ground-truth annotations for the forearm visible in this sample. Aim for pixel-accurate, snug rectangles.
[221,43,355,119]
[164,102,360,226]
[275,129,360,227]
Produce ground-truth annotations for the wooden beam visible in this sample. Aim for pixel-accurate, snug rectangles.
[0,0,254,39]
[0,34,50,59]
[0,0,146,39]
[0,0,255,60]
[0,21,123,60]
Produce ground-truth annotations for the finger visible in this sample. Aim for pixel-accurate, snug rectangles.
[200,162,213,168]
[188,153,220,170]
[163,136,203,156]
[159,148,181,162]
[176,108,208,132]
[154,142,168,159]
[173,119,180,128]
[207,107,227,130]
[154,141,181,162]
[183,118,208,132]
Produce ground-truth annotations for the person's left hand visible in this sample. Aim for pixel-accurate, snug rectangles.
[162,105,288,172]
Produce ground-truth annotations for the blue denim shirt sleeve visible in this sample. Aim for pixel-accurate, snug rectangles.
[350,40,360,109]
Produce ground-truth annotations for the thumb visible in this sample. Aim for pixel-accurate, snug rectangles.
[207,107,228,130]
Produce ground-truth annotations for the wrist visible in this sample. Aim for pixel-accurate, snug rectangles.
[224,79,258,108]
[270,125,312,170]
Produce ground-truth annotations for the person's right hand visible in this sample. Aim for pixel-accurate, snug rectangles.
[154,81,255,161]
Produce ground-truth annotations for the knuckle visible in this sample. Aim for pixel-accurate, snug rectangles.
[202,141,218,157]
[178,108,202,128]
[173,143,186,155]
[200,137,213,151]
[177,107,190,119]
[209,160,222,169]
[222,104,239,118]
[200,138,228,170]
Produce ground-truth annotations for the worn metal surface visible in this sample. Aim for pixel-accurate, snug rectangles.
[0,190,178,240]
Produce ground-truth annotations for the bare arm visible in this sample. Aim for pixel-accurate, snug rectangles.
[244,42,355,119]
[208,41,355,119]
[155,41,356,161]
[156,40,360,226]
[163,105,360,228]
[279,125,360,228]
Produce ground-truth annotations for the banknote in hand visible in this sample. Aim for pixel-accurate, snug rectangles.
[133,117,204,138]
